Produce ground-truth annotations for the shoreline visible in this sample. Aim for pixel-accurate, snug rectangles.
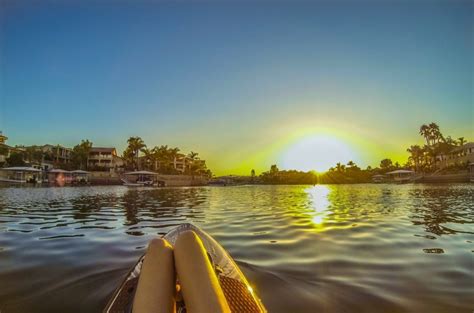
[0,172,471,188]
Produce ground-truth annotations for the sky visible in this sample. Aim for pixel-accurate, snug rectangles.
[1,0,473,175]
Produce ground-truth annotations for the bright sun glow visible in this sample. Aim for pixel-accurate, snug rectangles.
[280,134,357,172]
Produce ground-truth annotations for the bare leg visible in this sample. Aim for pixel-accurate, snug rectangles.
[133,238,176,313]
[174,231,231,313]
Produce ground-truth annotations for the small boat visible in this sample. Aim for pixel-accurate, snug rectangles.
[71,170,90,185]
[121,171,162,187]
[104,223,266,313]
[371,174,385,183]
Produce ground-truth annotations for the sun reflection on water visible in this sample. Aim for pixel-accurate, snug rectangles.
[306,185,332,228]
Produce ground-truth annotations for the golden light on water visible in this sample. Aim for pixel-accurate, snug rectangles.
[280,134,357,172]
[307,185,332,227]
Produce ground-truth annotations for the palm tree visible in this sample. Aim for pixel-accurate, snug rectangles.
[458,137,466,146]
[126,137,146,169]
[419,124,431,145]
[150,145,172,172]
[141,147,155,170]
[187,151,200,174]
[444,136,455,146]
[188,151,199,160]
[407,145,422,171]
[429,122,444,144]
[169,147,180,171]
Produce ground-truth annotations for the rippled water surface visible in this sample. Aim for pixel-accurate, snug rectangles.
[0,184,473,313]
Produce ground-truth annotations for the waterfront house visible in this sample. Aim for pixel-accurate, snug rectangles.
[88,147,124,171]
[0,132,10,165]
[0,131,7,145]
[138,153,205,174]
[0,132,22,166]
[385,170,415,183]
[173,153,188,173]
[41,144,72,165]
[436,142,474,169]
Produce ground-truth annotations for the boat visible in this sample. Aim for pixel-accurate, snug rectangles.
[385,169,415,183]
[104,223,266,313]
[0,167,43,184]
[371,174,385,183]
[121,171,163,187]
[71,170,90,185]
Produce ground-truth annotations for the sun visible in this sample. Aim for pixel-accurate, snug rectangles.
[279,134,357,172]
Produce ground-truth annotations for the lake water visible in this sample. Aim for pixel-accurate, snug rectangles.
[0,184,472,313]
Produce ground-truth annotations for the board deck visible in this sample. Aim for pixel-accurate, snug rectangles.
[103,223,266,313]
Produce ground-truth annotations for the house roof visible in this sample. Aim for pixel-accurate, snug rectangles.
[385,170,414,175]
[90,147,116,153]
[124,170,158,175]
[49,169,70,173]
[42,144,72,150]
[71,170,89,174]
[450,142,474,153]
[0,167,42,172]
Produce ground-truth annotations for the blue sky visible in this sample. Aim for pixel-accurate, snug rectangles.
[1,0,472,174]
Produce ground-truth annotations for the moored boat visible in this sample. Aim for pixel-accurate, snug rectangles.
[121,171,163,187]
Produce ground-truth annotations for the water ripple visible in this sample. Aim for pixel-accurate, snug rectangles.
[0,184,472,313]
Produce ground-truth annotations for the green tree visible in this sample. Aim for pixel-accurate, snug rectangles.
[458,137,466,146]
[187,151,207,176]
[420,122,444,146]
[335,162,345,172]
[6,152,26,166]
[188,151,199,160]
[0,145,8,156]
[419,124,431,146]
[380,158,393,171]
[407,145,423,171]
[429,122,443,144]
[23,146,43,164]
[125,137,146,170]
[153,145,169,172]
[71,140,92,170]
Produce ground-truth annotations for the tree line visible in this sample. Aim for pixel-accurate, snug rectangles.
[122,136,211,176]
[407,122,467,173]
[250,122,470,184]
[1,137,211,177]
[254,165,318,184]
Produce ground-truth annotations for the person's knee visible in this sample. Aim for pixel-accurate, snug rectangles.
[148,238,172,253]
[175,231,200,253]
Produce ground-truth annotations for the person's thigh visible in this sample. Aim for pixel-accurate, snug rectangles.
[174,231,230,313]
[133,238,176,313]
